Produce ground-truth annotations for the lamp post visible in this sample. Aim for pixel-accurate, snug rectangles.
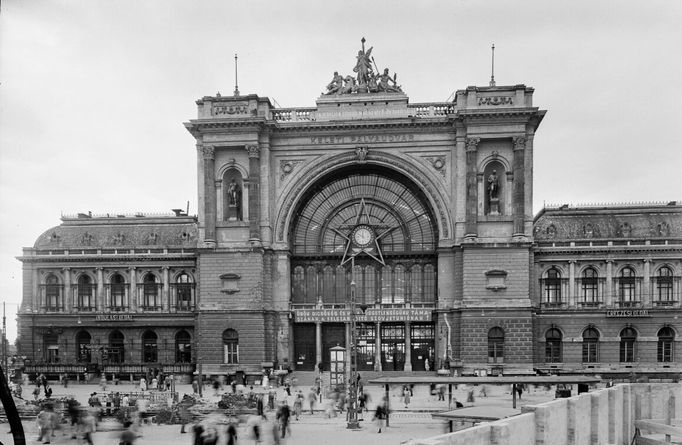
[347,257,360,429]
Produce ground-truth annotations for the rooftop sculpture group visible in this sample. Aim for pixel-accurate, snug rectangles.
[325,37,403,95]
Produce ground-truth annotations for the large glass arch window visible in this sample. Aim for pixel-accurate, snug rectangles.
[618,267,639,307]
[174,273,195,311]
[289,167,438,307]
[656,266,674,305]
[580,267,600,307]
[543,267,562,305]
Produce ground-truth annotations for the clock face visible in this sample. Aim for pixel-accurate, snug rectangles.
[352,226,373,247]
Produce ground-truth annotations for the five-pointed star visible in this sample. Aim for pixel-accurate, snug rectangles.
[334,198,396,266]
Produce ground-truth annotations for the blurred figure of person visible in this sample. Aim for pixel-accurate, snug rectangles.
[67,398,80,439]
[120,420,137,445]
[136,396,149,426]
[404,386,411,408]
[33,384,41,401]
[307,387,317,414]
[36,402,58,444]
[151,376,158,391]
[438,384,446,401]
[467,388,475,403]
[276,400,291,438]
[192,378,199,394]
[256,394,265,418]
[192,423,205,445]
[201,421,219,445]
[479,385,488,397]
[179,399,190,434]
[246,414,262,444]
[226,418,238,445]
[212,379,220,396]
[139,377,147,391]
[284,378,291,396]
[99,373,107,391]
[373,402,386,433]
[293,390,303,420]
[80,409,97,445]
[44,386,52,399]
[268,387,276,411]
[231,379,237,393]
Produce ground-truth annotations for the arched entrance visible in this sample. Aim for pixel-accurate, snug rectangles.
[289,164,438,371]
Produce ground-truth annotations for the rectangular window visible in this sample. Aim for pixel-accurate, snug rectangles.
[620,341,635,362]
[224,343,239,364]
[488,342,504,363]
[582,341,598,363]
[545,341,562,363]
[657,340,673,362]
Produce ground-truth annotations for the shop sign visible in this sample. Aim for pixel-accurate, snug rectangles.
[605,309,650,318]
[95,314,134,321]
[294,307,432,323]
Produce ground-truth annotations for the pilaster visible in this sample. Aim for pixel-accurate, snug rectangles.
[201,145,217,245]
[404,321,412,371]
[568,261,576,308]
[642,259,651,307]
[605,260,613,307]
[246,144,261,242]
[162,266,170,312]
[129,267,137,312]
[96,268,104,312]
[464,137,480,238]
[63,268,71,312]
[512,136,526,236]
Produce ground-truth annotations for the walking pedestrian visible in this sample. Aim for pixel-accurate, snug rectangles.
[307,387,317,414]
[120,420,137,445]
[293,390,303,420]
[404,387,411,408]
[276,400,291,438]
[226,418,238,445]
[373,403,385,433]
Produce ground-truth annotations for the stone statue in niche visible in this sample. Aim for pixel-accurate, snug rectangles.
[487,170,500,215]
[227,179,242,221]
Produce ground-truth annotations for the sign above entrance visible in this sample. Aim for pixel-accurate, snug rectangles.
[605,309,650,318]
[294,307,432,323]
[95,314,134,321]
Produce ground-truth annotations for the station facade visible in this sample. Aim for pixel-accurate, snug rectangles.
[15,43,681,380]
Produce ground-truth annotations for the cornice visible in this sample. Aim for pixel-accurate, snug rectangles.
[533,246,682,257]
[270,118,453,133]
[17,254,197,264]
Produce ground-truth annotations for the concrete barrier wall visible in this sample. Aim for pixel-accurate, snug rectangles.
[415,383,681,445]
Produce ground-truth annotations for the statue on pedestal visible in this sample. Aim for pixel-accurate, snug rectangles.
[227,179,242,221]
[487,170,500,215]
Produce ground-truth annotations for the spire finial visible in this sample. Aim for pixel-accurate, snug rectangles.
[234,53,240,96]
[489,44,496,87]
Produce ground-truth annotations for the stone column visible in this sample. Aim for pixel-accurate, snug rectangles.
[464,137,480,238]
[404,321,412,371]
[63,267,72,312]
[246,144,261,241]
[96,268,104,312]
[315,322,322,368]
[32,268,39,312]
[129,267,137,312]
[258,134,272,243]
[374,322,382,371]
[568,261,576,308]
[642,259,650,307]
[162,266,170,312]
[512,136,526,236]
[605,260,613,307]
[201,145,216,245]
[477,173,484,216]
[215,179,223,222]
[505,171,514,216]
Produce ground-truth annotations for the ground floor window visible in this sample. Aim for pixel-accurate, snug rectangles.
[620,327,637,362]
[108,330,125,363]
[411,323,435,371]
[381,324,405,371]
[488,327,504,363]
[223,329,239,364]
[142,330,158,363]
[545,328,562,363]
[77,331,92,363]
[175,330,192,363]
[357,323,376,371]
[582,327,599,363]
[657,327,675,362]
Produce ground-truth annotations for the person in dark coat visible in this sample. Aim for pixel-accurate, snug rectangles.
[276,400,291,438]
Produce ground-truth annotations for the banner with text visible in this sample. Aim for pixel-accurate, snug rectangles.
[294,308,433,323]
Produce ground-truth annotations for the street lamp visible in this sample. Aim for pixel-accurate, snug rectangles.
[347,257,360,429]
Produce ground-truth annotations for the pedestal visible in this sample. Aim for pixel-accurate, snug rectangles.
[227,204,240,221]
[489,197,500,215]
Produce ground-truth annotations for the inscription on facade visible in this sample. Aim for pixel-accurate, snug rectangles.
[310,134,415,145]
[605,309,650,318]
[95,314,134,321]
[212,103,250,116]
[294,308,432,323]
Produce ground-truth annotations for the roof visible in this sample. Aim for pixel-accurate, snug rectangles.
[368,375,601,385]
[533,202,682,241]
[33,214,198,249]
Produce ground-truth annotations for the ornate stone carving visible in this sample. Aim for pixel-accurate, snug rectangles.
[147,232,159,245]
[245,144,260,159]
[355,146,369,163]
[465,137,481,152]
[112,233,125,245]
[513,136,526,151]
[478,96,513,106]
[423,156,446,177]
[280,160,303,181]
[198,145,215,159]
[81,232,94,246]
[323,37,403,95]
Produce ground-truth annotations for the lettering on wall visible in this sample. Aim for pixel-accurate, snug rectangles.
[294,308,432,323]
[605,310,650,318]
[309,134,415,145]
[94,314,134,321]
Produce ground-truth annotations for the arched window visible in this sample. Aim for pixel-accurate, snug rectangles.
[109,274,126,310]
[618,267,638,307]
[44,274,62,311]
[322,266,335,304]
[223,329,239,364]
[364,265,376,304]
[142,330,158,363]
[582,327,599,363]
[175,273,195,311]
[175,330,192,363]
[424,264,436,303]
[305,266,317,304]
[292,266,306,305]
[108,330,125,363]
[336,265,348,304]
[142,274,159,310]
[77,275,95,311]
[76,331,92,363]
[580,267,599,306]
[410,265,423,303]
[488,327,504,363]
[657,327,675,362]
[656,267,674,305]
[394,265,406,304]
[543,268,562,305]
[43,332,59,363]
[619,327,637,362]
[381,266,392,304]
[545,328,562,363]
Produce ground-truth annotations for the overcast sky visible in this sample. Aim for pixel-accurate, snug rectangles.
[1,0,681,341]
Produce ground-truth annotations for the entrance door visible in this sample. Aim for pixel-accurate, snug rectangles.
[380,324,405,371]
[293,324,316,371]
[410,323,435,371]
[321,324,345,372]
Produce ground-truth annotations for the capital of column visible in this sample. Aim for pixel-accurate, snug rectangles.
[568,260,577,264]
[245,144,260,159]
[465,137,481,152]
[129,266,137,271]
[162,266,170,270]
[513,136,527,151]
[198,144,215,159]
